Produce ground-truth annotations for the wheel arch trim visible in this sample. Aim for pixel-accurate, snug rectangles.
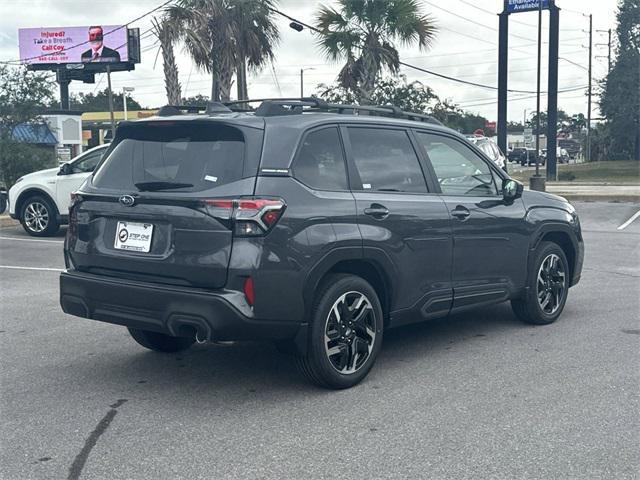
[14,188,60,220]
[302,246,398,322]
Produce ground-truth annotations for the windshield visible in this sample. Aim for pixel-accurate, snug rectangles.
[92,122,245,192]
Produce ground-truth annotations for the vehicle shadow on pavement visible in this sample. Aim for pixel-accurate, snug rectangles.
[64,302,531,401]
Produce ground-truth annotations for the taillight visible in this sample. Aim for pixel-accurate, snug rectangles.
[243,276,255,306]
[202,197,285,236]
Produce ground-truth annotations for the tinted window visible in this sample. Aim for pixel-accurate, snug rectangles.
[348,128,427,193]
[293,127,348,190]
[93,123,245,192]
[71,148,105,174]
[416,133,499,196]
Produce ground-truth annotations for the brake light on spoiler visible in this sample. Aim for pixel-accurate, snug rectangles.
[202,197,286,236]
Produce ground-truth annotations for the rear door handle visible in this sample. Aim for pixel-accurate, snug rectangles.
[364,203,390,219]
[451,206,470,220]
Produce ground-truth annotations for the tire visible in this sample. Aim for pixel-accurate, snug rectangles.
[20,195,60,237]
[0,195,7,215]
[512,241,570,325]
[297,274,384,389]
[128,328,195,353]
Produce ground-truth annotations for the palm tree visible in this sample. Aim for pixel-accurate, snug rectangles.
[167,0,237,101]
[233,0,279,100]
[315,0,437,104]
[166,0,279,102]
[151,17,182,105]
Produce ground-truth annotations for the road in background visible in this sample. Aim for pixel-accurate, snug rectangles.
[1,202,639,480]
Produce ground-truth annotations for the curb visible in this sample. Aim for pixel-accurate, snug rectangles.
[0,216,18,228]
[556,194,640,203]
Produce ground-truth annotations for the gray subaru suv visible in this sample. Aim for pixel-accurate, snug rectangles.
[60,98,584,389]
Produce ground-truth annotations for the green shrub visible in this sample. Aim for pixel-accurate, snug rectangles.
[0,140,55,188]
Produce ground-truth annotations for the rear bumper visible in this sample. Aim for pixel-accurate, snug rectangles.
[60,270,305,343]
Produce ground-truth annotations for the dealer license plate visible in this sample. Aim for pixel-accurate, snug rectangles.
[114,221,154,253]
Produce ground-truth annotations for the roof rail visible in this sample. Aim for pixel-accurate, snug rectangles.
[156,102,232,117]
[224,97,442,126]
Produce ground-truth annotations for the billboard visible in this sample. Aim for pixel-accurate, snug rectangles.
[18,25,129,65]
[506,0,550,13]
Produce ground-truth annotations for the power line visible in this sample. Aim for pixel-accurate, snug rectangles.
[454,0,582,31]
[268,6,569,95]
[424,1,535,43]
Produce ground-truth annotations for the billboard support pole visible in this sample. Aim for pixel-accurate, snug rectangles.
[106,65,116,141]
[59,80,70,111]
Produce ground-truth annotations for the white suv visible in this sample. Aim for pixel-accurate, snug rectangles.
[466,136,506,169]
[8,144,108,236]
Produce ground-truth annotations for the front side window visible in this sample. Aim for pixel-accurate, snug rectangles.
[416,133,500,196]
[348,127,427,193]
[293,127,348,191]
[71,148,106,173]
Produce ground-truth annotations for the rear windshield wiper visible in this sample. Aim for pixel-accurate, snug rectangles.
[134,181,194,191]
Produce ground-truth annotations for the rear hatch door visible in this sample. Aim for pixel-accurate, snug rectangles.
[67,120,262,289]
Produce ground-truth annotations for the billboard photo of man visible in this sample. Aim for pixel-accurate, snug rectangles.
[81,26,121,62]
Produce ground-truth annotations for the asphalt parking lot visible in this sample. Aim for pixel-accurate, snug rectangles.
[1,201,638,480]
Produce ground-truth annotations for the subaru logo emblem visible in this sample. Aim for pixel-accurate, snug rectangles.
[119,195,135,207]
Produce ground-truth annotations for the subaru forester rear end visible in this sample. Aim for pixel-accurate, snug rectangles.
[61,115,303,351]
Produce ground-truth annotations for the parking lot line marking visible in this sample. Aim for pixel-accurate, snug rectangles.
[618,210,640,230]
[0,265,63,272]
[0,236,63,243]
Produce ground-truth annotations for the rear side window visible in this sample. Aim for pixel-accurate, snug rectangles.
[93,123,245,192]
[348,127,427,193]
[293,127,348,191]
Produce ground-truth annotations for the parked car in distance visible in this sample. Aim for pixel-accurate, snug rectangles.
[8,144,109,236]
[508,147,528,164]
[541,148,569,164]
[558,138,581,159]
[60,99,584,389]
[466,135,506,169]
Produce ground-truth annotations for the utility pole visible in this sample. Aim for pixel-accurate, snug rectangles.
[586,14,593,162]
[106,66,116,142]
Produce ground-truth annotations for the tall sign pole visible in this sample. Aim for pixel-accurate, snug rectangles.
[546,3,560,180]
[497,2,509,171]
[534,0,543,179]
[586,14,593,162]
[499,0,558,186]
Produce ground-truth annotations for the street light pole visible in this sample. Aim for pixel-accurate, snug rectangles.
[300,67,315,98]
[122,86,135,121]
[106,66,116,142]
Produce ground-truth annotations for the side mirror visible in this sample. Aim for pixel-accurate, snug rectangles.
[58,163,72,176]
[502,178,523,201]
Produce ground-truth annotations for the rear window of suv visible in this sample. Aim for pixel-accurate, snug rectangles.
[93,122,246,192]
